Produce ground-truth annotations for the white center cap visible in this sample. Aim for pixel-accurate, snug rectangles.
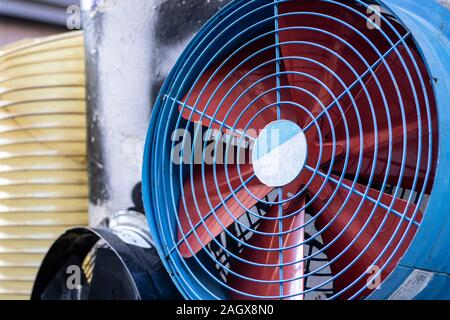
[252,120,307,187]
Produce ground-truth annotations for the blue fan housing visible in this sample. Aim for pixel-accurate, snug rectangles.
[143,0,450,300]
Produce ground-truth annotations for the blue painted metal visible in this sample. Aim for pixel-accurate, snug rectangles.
[366,0,450,299]
[143,0,450,300]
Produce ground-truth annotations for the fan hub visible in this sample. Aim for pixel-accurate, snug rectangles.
[252,120,307,187]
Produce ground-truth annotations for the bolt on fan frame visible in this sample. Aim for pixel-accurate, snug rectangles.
[143,0,450,300]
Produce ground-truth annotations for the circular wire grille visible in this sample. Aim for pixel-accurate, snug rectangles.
[145,0,438,300]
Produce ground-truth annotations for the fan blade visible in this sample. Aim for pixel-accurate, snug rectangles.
[309,174,422,299]
[179,37,298,137]
[178,163,273,257]
[325,44,437,191]
[277,0,394,128]
[228,195,306,300]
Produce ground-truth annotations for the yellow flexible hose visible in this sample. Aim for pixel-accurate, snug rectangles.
[0,31,88,300]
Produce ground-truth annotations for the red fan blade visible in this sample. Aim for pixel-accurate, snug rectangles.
[277,0,396,128]
[178,163,273,257]
[228,195,306,300]
[179,37,298,138]
[326,44,437,191]
[305,131,346,168]
[309,174,422,299]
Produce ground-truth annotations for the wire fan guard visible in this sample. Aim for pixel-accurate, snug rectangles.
[143,0,450,300]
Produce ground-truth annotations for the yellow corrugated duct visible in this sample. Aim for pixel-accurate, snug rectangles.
[0,32,88,300]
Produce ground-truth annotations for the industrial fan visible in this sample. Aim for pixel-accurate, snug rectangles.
[143,0,450,300]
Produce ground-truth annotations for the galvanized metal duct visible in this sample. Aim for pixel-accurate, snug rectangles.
[0,32,88,300]
[82,0,232,224]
